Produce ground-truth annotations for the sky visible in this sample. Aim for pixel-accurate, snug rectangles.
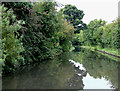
[55,0,119,24]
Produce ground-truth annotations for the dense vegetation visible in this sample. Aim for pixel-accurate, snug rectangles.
[72,19,119,55]
[1,2,74,74]
[60,5,88,47]
[1,1,119,75]
[81,19,119,50]
[0,5,24,73]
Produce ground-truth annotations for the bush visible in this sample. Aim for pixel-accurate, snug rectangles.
[0,5,24,73]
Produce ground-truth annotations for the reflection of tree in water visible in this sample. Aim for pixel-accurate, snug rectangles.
[65,67,87,89]
[65,74,84,89]
[64,59,87,89]
[79,49,119,89]
[2,52,85,89]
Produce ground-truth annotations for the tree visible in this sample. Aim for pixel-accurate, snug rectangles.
[101,19,119,49]
[83,19,106,46]
[60,4,87,33]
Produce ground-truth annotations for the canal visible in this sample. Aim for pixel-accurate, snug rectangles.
[2,48,119,90]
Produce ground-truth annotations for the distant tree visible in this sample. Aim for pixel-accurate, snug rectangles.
[60,4,87,33]
[100,19,119,49]
[83,19,106,46]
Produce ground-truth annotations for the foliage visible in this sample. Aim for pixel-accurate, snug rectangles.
[72,30,84,46]
[60,4,87,33]
[0,5,24,73]
[100,19,119,49]
[81,19,119,50]
[2,2,33,37]
[22,2,57,63]
[21,2,74,64]
[57,12,74,52]
[2,1,74,65]
[2,2,33,21]
[1,1,75,74]
[82,19,106,46]
[60,4,87,48]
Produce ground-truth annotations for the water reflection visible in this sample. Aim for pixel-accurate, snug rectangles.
[70,48,119,89]
[2,48,120,90]
[2,54,85,89]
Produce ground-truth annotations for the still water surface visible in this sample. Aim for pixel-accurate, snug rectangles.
[2,48,119,90]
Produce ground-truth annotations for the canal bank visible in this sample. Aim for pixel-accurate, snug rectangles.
[81,46,120,62]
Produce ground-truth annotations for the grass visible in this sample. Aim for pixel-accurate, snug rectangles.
[81,46,118,55]
[81,46,120,62]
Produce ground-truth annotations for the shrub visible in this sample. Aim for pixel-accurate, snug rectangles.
[0,5,24,73]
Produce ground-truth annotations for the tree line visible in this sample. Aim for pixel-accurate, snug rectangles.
[77,19,119,50]
[60,4,119,51]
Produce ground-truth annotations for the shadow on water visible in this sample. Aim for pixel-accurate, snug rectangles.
[2,52,85,90]
[2,47,120,90]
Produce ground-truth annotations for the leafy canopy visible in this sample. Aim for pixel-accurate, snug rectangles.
[60,4,87,33]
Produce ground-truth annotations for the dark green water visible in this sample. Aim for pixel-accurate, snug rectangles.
[2,48,120,90]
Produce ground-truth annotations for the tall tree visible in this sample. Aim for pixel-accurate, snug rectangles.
[60,4,87,33]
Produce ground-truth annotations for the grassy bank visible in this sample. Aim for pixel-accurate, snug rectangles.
[81,46,120,62]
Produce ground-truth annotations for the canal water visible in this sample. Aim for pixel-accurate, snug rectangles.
[2,48,119,90]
